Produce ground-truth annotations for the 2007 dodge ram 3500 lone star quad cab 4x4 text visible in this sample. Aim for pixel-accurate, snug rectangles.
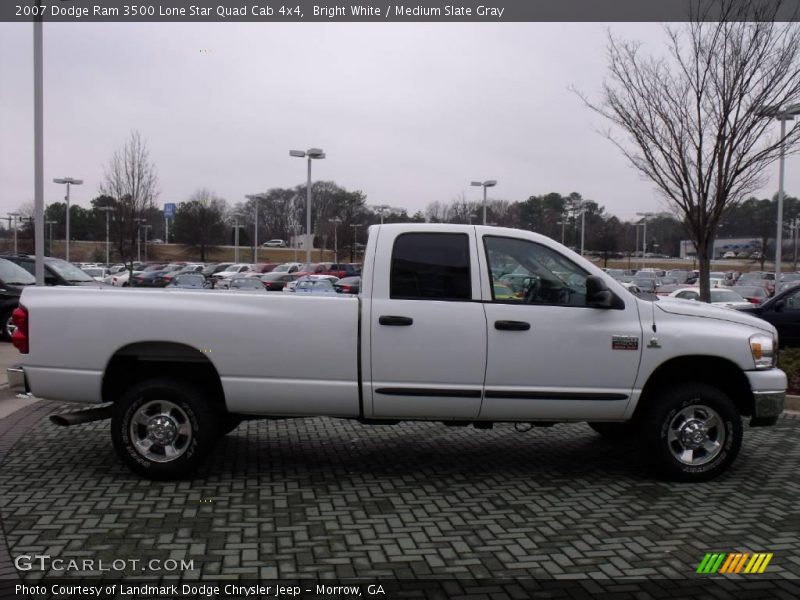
[7,224,786,481]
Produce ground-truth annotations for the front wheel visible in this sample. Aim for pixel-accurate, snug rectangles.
[111,377,220,480]
[639,383,742,482]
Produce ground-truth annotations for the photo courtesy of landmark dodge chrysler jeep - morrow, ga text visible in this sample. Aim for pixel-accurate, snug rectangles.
[7,224,786,481]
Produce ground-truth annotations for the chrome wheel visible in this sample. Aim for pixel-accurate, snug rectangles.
[129,399,192,463]
[666,404,725,466]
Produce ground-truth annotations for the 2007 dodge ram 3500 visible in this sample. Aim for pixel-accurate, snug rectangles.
[7,224,786,481]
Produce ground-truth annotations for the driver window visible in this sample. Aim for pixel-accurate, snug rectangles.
[786,290,800,310]
[484,236,588,306]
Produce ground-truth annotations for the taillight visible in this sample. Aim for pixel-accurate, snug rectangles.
[11,306,28,354]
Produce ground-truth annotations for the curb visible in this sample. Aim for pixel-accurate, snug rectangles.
[787,395,800,412]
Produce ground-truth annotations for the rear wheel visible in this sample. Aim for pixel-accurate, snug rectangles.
[111,377,219,480]
[639,383,742,482]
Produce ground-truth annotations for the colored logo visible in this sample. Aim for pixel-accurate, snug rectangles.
[697,552,773,574]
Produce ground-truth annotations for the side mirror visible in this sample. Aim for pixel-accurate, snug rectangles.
[586,275,623,309]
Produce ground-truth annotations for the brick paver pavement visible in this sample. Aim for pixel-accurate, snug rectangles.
[0,404,798,597]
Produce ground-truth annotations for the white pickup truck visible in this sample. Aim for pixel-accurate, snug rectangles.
[7,224,786,481]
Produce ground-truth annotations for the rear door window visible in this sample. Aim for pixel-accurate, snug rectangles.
[390,233,471,301]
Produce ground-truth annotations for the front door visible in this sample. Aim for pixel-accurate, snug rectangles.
[479,234,642,421]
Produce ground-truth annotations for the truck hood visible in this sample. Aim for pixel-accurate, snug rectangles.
[655,297,776,334]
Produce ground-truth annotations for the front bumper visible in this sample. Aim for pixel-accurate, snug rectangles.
[746,369,786,426]
[7,366,29,394]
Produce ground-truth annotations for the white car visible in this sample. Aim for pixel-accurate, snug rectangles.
[211,264,254,288]
[105,270,143,287]
[272,262,302,274]
[667,287,751,310]
[82,267,110,282]
[283,274,339,293]
[262,239,287,247]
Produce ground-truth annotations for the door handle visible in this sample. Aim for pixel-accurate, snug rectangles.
[494,320,530,331]
[379,315,414,326]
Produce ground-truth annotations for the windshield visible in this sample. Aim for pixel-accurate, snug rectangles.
[45,259,95,282]
[0,258,36,285]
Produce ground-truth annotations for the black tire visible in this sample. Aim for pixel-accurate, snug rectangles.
[639,382,742,482]
[0,308,14,342]
[588,421,636,441]
[111,377,220,480]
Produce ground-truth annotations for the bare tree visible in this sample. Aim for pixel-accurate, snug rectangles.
[100,131,159,263]
[578,0,800,300]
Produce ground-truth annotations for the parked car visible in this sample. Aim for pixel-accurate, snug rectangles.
[0,254,105,286]
[333,276,361,294]
[250,263,280,274]
[0,258,35,341]
[166,273,209,289]
[82,267,110,282]
[667,287,752,310]
[740,285,800,347]
[262,239,287,247]
[289,276,338,295]
[325,263,360,279]
[202,263,233,277]
[210,264,254,288]
[272,262,302,274]
[259,272,300,291]
[229,276,267,291]
[732,285,770,305]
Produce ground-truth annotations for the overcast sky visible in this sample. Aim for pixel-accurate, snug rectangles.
[2,22,799,225]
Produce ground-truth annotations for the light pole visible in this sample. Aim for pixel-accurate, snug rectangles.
[46,220,56,256]
[471,180,497,225]
[97,206,114,266]
[53,177,83,262]
[142,224,152,263]
[331,217,342,263]
[556,215,567,245]
[232,221,245,263]
[636,212,656,268]
[290,147,326,270]
[758,103,800,285]
[134,218,146,263]
[7,213,20,254]
[350,224,362,262]
[374,205,390,225]
[577,201,590,257]
[245,193,268,263]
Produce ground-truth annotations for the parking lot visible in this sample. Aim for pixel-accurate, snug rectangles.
[0,379,799,596]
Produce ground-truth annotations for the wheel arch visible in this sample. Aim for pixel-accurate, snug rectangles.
[634,355,754,419]
[102,342,226,410]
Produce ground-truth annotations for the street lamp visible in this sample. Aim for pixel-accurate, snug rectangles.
[331,217,342,263]
[470,180,497,225]
[245,193,268,263]
[576,201,591,257]
[53,177,83,262]
[373,205,390,225]
[758,103,800,285]
[290,147,326,269]
[96,206,114,266]
[142,224,152,262]
[231,220,246,263]
[7,213,20,254]
[46,220,56,256]
[134,218,146,263]
[636,212,656,268]
[350,223,362,262]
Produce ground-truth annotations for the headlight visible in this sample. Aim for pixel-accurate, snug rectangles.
[750,333,776,369]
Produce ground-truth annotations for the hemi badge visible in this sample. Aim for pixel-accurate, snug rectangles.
[612,336,639,350]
